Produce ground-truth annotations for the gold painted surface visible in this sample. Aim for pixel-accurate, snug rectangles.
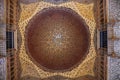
[18,1,96,79]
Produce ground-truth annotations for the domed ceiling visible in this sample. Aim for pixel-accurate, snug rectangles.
[25,7,90,71]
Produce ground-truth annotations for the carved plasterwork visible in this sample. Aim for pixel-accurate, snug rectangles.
[18,0,96,79]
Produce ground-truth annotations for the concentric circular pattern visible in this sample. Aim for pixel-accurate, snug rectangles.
[25,7,90,71]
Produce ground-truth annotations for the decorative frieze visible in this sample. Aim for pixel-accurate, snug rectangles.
[20,0,69,4]
[44,0,68,4]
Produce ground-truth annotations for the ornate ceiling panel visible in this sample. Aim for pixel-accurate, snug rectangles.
[18,0,96,79]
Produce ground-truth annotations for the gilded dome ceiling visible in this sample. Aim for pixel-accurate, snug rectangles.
[25,7,90,71]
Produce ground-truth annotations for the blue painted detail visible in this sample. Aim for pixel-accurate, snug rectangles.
[6,32,14,49]
[100,31,107,48]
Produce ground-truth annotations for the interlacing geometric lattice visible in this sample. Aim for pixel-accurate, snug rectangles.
[18,1,96,79]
